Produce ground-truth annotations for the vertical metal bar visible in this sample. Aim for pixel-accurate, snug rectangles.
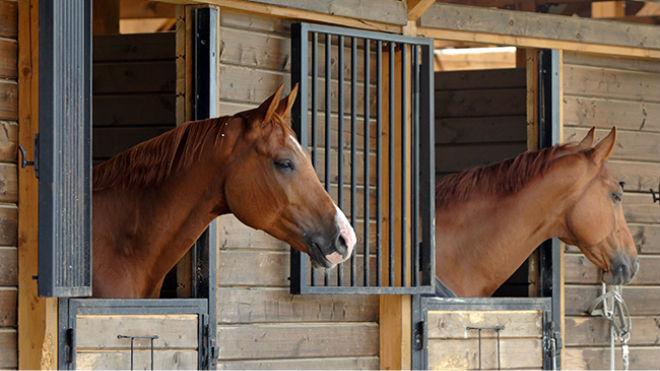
[412,44,419,286]
[337,35,344,286]
[388,42,395,286]
[350,37,357,286]
[310,32,318,286]
[130,338,135,370]
[420,41,435,287]
[363,39,371,286]
[401,44,407,287]
[289,23,309,293]
[324,33,331,286]
[376,40,383,286]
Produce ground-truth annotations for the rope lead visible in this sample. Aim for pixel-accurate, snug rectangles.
[587,283,632,371]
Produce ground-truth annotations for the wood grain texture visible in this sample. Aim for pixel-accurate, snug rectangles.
[565,254,660,285]
[219,356,379,370]
[427,310,543,339]
[436,143,527,173]
[436,116,526,144]
[93,32,175,62]
[0,329,16,368]
[0,248,16,286]
[563,96,660,133]
[76,350,197,370]
[0,289,16,327]
[0,205,16,246]
[565,316,660,347]
[565,285,660,316]
[0,81,17,120]
[436,68,525,90]
[564,127,660,162]
[427,337,543,370]
[217,287,378,323]
[0,121,16,163]
[0,164,17,203]
[436,89,526,118]
[76,314,198,349]
[564,51,660,74]
[218,323,379,360]
[564,65,660,103]
[94,94,175,127]
[0,39,17,80]
[564,346,660,370]
[0,1,17,39]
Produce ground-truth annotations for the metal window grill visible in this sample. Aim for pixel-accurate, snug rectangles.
[290,23,435,294]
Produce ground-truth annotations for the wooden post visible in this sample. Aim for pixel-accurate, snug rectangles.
[524,48,540,297]
[93,0,120,35]
[17,0,58,368]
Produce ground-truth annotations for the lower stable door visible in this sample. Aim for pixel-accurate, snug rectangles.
[413,297,552,370]
[59,299,210,370]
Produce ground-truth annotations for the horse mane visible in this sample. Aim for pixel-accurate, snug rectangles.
[93,111,293,192]
[436,143,573,208]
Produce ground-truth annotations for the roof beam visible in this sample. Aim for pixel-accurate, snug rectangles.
[407,0,436,20]
[592,1,625,18]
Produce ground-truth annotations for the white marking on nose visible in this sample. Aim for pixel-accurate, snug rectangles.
[330,204,356,264]
[288,135,305,155]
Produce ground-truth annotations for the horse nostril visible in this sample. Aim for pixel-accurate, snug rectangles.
[335,234,347,255]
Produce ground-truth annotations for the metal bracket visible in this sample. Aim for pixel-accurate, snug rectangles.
[466,325,504,370]
[413,321,424,351]
[64,328,74,365]
[117,334,159,370]
[17,134,39,177]
[651,180,660,205]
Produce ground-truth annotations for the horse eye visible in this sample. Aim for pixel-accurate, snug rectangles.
[611,192,622,202]
[274,159,295,171]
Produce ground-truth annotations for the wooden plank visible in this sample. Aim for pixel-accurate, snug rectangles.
[0,1,17,39]
[436,116,526,144]
[119,0,176,18]
[564,346,660,370]
[566,286,660,316]
[221,10,291,35]
[0,248,16,286]
[76,314,198,349]
[564,51,660,74]
[76,350,197,369]
[436,143,527,173]
[563,97,660,133]
[93,126,173,159]
[0,163,17,203]
[435,68,526,90]
[623,193,660,224]
[217,287,378,323]
[407,0,435,21]
[94,94,175,127]
[0,289,15,327]
[436,89,526,118]
[93,0,120,35]
[427,337,543,370]
[93,32,175,62]
[592,1,625,18]
[420,3,660,51]
[0,205,16,246]
[0,329,16,368]
[606,160,660,193]
[564,65,660,103]
[565,254,660,285]
[219,356,379,370]
[220,65,376,117]
[629,224,660,254]
[427,310,542,339]
[94,61,175,94]
[219,250,377,287]
[0,121,16,163]
[0,81,17,120]
[0,39,17,80]
[163,0,402,33]
[218,323,379,360]
[564,127,660,162]
[565,316,660,347]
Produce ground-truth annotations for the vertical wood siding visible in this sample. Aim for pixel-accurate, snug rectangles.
[0,0,18,368]
[562,51,660,369]
[216,11,380,369]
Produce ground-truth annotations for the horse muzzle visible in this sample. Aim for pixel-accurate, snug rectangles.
[307,206,356,269]
[602,254,639,285]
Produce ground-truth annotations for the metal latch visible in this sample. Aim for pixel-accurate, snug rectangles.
[64,328,74,365]
[117,335,159,370]
[17,134,39,177]
[413,321,424,351]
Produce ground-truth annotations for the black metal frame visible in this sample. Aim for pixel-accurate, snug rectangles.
[412,296,552,370]
[58,299,208,370]
[38,0,93,297]
[290,23,435,295]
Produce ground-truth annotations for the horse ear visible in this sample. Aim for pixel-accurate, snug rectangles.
[591,127,616,165]
[578,127,595,149]
[275,83,299,120]
[255,84,284,125]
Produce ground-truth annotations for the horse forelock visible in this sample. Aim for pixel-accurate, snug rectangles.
[436,143,577,208]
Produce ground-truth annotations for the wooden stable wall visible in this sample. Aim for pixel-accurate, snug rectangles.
[435,68,529,296]
[562,52,660,369]
[0,0,18,368]
[92,32,176,162]
[215,11,380,369]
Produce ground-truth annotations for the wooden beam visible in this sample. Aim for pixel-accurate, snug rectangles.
[636,2,660,16]
[17,0,58,368]
[120,0,176,18]
[419,3,660,60]
[159,0,404,32]
[591,1,625,18]
[407,0,436,20]
[93,0,120,35]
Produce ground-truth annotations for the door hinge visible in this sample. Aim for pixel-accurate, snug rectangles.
[201,315,218,369]
[414,321,424,351]
[64,327,74,365]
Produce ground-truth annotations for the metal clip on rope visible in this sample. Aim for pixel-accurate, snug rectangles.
[587,283,632,371]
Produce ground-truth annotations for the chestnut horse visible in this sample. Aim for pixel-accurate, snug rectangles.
[436,127,639,297]
[92,85,356,298]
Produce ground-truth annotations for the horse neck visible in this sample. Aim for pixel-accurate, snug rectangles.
[436,157,585,297]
